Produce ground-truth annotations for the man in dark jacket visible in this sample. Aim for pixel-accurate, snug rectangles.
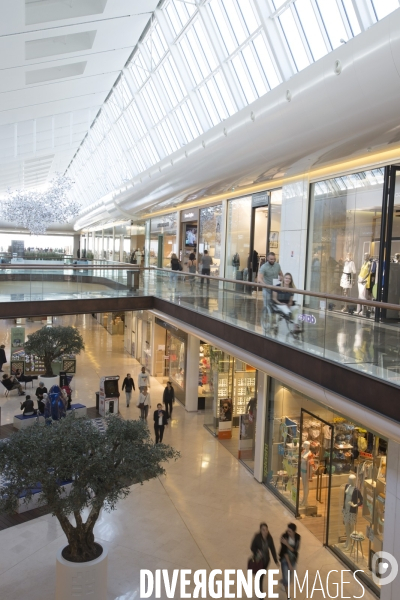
[122,373,135,407]
[20,395,36,415]
[163,381,175,418]
[153,403,168,443]
[250,523,278,594]
[2,374,24,396]
[0,345,6,372]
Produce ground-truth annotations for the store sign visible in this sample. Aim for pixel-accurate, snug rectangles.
[252,191,269,208]
[150,217,176,232]
[181,208,199,222]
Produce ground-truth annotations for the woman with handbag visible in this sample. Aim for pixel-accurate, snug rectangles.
[250,523,279,593]
[279,523,300,599]
[137,386,151,421]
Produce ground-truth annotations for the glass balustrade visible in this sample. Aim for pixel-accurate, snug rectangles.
[0,265,399,388]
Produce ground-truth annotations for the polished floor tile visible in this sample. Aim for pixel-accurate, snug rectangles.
[0,315,376,599]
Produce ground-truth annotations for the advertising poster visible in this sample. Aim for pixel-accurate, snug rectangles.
[11,326,25,350]
[218,398,232,439]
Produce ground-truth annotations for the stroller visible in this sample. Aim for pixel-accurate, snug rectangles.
[261,298,303,338]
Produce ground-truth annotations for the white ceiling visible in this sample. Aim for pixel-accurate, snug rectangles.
[0,0,158,195]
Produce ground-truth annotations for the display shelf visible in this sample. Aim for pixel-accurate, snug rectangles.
[334,443,353,450]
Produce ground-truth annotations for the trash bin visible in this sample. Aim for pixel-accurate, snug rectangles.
[127,269,140,290]
[95,391,100,411]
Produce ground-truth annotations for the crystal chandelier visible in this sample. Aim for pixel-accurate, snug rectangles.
[2,174,80,235]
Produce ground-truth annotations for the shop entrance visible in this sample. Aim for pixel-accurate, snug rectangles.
[381,166,400,321]
[181,220,198,271]
[296,410,334,545]
[249,194,269,282]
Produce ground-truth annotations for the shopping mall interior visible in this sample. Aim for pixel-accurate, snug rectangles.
[1,1,400,599]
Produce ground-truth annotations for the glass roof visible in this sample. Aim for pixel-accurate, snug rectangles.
[67,0,400,212]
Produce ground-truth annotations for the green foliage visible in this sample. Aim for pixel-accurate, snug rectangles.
[24,325,85,377]
[0,415,179,561]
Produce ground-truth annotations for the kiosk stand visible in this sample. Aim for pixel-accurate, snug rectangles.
[99,376,120,417]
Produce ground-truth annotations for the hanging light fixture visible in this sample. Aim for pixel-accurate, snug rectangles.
[2,174,80,234]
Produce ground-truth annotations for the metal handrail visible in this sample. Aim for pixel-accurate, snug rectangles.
[0,263,399,312]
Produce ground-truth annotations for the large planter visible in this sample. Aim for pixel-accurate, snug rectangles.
[56,544,108,600]
[39,375,59,389]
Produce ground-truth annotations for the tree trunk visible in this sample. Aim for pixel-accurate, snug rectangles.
[56,506,102,562]
[43,354,54,377]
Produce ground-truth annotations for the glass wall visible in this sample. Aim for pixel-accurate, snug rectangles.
[199,204,222,276]
[269,189,282,262]
[149,213,178,268]
[167,332,185,390]
[306,169,384,309]
[265,377,387,596]
[225,196,252,279]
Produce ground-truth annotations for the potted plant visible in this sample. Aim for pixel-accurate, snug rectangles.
[0,414,179,600]
[24,325,84,388]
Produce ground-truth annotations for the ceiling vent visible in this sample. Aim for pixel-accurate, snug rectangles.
[26,61,87,85]
[25,0,108,26]
[25,31,96,60]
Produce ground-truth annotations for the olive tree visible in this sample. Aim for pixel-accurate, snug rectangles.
[0,415,179,562]
[24,325,85,377]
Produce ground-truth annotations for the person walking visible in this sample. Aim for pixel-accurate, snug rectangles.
[258,252,283,309]
[0,345,6,372]
[153,403,168,443]
[170,253,182,294]
[200,249,213,289]
[138,366,150,392]
[163,381,175,419]
[137,386,151,420]
[250,523,279,594]
[279,523,301,599]
[188,252,197,292]
[122,373,135,407]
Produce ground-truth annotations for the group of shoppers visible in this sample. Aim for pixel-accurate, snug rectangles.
[170,250,214,291]
[122,366,176,444]
[250,522,301,599]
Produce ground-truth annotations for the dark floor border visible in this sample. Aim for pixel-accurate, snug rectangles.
[0,295,154,318]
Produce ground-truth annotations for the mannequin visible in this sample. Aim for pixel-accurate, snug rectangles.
[300,441,313,506]
[342,474,363,549]
[340,254,356,311]
[357,253,371,315]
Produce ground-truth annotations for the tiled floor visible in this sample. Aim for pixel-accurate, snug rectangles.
[0,315,376,599]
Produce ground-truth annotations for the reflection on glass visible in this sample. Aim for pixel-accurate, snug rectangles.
[168,333,185,390]
[265,378,387,596]
[306,170,384,311]
[225,196,252,280]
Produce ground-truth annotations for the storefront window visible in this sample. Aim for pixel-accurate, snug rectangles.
[149,213,177,268]
[167,333,185,391]
[199,204,222,276]
[269,189,282,262]
[265,378,387,595]
[142,316,152,372]
[306,170,384,305]
[225,196,252,280]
